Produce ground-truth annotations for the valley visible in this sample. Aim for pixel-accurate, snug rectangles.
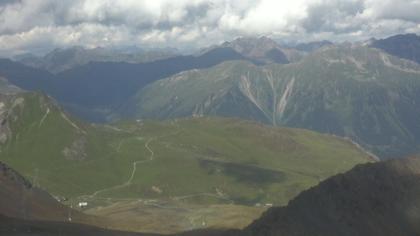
[0,25,419,235]
[0,91,373,233]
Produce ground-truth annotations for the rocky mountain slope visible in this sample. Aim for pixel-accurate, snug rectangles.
[294,40,333,52]
[129,44,420,159]
[245,156,420,236]
[218,37,290,64]
[203,36,304,64]
[370,34,420,64]
[0,161,86,222]
[0,161,157,236]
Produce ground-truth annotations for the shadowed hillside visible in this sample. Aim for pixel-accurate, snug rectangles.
[245,156,420,236]
[0,161,87,222]
[0,47,246,122]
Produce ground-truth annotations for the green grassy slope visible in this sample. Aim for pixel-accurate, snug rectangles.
[129,45,420,159]
[0,92,372,208]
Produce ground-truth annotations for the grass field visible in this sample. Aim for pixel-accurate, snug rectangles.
[0,92,374,232]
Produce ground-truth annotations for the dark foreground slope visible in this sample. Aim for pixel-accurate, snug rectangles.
[245,156,420,236]
[0,161,87,222]
[0,162,232,236]
[0,214,156,236]
[0,160,134,235]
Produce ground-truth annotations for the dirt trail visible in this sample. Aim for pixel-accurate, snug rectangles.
[79,125,180,200]
[126,138,155,185]
[80,138,155,200]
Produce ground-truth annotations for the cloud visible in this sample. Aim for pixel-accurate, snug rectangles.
[0,0,419,56]
[302,0,365,33]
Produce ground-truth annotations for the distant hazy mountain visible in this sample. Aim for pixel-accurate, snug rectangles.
[129,44,420,159]
[370,34,420,64]
[245,156,420,236]
[16,46,178,73]
[0,47,246,122]
[294,40,333,52]
[0,37,305,122]
[202,37,304,64]
[220,37,289,64]
[0,77,22,94]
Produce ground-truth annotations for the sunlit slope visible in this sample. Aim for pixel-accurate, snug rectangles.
[0,92,372,206]
[130,45,420,159]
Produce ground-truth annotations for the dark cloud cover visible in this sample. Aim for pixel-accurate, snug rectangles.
[0,0,419,56]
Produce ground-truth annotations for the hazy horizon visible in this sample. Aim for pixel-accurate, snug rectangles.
[1,0,420,56]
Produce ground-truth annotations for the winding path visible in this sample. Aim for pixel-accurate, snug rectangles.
[126,138,155,185]
[76,122,233,206]
[78,124,181,201]
[81,138,155,200]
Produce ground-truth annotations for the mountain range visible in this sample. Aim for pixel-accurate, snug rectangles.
[0,34,419,160]
[15,46,178,74]
[213,36,302,64]
[0,47,246,121]
[127,43,420,159]
[0,37,302,122]
[293,40,334,52]
[1,4,420,234]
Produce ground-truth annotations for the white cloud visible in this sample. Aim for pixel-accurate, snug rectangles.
[0,0,419,56]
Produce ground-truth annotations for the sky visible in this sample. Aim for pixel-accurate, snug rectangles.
[1,0,420,56]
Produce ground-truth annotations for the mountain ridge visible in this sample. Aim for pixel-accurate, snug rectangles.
[128,44,420,159]
[370,33,420,64]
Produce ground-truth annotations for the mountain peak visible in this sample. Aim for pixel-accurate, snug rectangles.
[294,40,333,52]
[223,36,281,52]
[216,36,289,64]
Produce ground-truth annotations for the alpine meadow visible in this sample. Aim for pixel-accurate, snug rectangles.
[0,1,420,236]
